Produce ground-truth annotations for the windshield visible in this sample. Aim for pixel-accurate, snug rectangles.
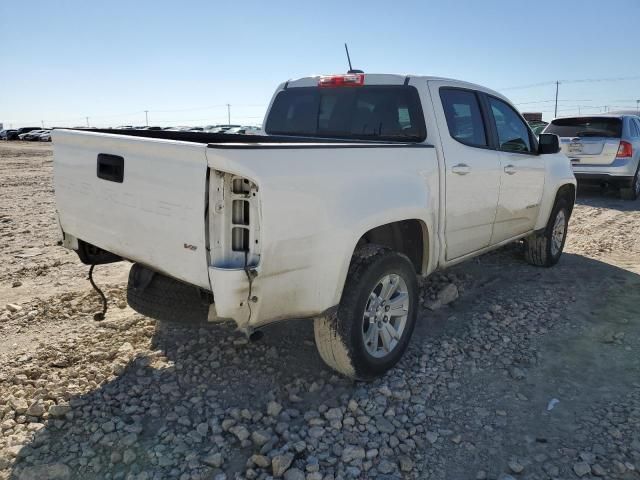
[265,85,426,142]
[545,117,622,138]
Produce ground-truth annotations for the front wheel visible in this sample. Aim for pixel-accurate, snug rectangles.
[524,198,570,267]
[313,245,418,380]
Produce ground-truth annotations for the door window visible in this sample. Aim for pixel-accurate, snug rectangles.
[488,97,533,153]
[439,89,488,147]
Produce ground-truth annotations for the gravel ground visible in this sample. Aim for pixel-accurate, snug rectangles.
[1,142,639,480]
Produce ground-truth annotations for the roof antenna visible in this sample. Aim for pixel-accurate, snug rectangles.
[344,43,363,74]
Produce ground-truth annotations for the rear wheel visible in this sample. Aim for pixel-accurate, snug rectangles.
[620,166,640,201]
[313,245,418,380]
[524,197,570,267]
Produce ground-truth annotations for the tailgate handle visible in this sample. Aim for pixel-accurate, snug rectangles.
[97,154,124,183]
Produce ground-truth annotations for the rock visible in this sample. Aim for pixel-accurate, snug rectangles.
[12,281,22,288]
[573,462,591,477]
[17,463,71,480]
[378,460,396,474]
[425,299,442,311]
[283,468,305,480]
[7,445,23,457]
[48,404,71,417]
[251,429,271,446]
[398,455,413,472]
[196,422,209,436]
[509,367,526,380]
[508,459,524,474]
[267,401,283,417]
[250,454,270,468]
[6,303,22,313]
[272,453,294,477]
[476,470,487,480]
[122,449,137,465]
[341,445,365,463]
[230,425,250,442]
[376,417,395,434]
[437,284,458,305]
[10,397,29,414]
[324,407,342,421]
[426,431,439,444]
[203,452,224,468]
[26,402,46,417]
[101,420,115,433]
[591,464,606,477]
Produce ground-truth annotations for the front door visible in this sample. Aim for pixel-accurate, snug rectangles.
[485,96,545,242]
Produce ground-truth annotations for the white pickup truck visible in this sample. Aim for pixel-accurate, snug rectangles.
[53,73,576,379]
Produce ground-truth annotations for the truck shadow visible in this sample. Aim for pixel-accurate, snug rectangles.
[8,250,640,479]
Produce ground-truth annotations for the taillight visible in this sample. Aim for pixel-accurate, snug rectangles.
[318,73,364,88]
[617,140,632,158]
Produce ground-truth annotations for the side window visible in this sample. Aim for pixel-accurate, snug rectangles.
[632,118,640,137]
[488,97,532,153]
[439,88,488,147]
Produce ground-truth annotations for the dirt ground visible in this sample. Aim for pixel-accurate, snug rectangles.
[1,142,639,480]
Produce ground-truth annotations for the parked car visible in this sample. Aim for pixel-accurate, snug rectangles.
[52,72,575,379]
[544,114,640,200]
[19,129,44,140]
[224,126,263,135]
[0,129,18,140]
[39,131,52,142]
[14,127,41,139]
[20,129,50,141]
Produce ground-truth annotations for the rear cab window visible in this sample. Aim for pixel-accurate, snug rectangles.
[265,85,426,142]
[545,117,622,138]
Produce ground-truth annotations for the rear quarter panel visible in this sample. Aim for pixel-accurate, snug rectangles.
[206,145,439,328]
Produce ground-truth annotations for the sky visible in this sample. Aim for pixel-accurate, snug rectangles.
[1,0,639,128]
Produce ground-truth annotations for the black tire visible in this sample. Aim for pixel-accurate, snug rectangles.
[620,166,640,201]
[524,197,570,267]
[127,263,211,325]
[313,245,419,380]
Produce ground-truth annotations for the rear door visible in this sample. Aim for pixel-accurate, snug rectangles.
[545,116,622,165]
[53,129,211,289]
[430,83,501,260]
[485,95,545,242]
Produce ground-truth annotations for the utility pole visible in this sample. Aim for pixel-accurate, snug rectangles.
[86,117,90,127]
[227,104,231,125]
[41,120,44,128]
[144,110,149,126]
[554,81,560,118]
[636,99,639,113]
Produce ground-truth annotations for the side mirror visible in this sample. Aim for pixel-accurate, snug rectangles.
[538,133,560,154]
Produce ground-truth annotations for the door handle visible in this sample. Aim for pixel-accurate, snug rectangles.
[504,164,517,175]
[452,163,471,175]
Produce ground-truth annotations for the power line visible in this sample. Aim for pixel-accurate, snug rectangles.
[500,74,640,91]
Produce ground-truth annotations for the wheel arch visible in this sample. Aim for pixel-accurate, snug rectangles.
[535,181,576,230]
[353,219,430,275]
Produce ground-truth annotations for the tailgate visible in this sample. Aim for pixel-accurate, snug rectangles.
[560,137,620,165]
[53,129,211,289]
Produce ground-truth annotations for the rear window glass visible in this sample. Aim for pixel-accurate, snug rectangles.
[545,117,622,138]
[265,85,426,142]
